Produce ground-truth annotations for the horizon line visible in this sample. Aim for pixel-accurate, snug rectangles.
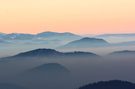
[1,31,135,35]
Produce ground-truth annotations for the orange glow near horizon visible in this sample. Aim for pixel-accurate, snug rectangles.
[0,0,135,34]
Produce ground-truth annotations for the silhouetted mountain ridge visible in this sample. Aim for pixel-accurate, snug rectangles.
[16,49,98,57]
[79,80,135,89]
[14,49,62,58]
[0,49,99,60]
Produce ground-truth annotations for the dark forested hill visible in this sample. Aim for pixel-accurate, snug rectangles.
[79,80,135,89]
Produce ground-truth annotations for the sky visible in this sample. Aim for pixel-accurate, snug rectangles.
[0,0,135,34]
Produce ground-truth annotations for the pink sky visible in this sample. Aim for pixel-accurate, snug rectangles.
[0,0,135,34]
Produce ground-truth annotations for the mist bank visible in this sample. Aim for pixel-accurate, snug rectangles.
[0,49,135,89]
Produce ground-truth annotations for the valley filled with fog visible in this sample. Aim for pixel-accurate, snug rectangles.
[0,32,135,89]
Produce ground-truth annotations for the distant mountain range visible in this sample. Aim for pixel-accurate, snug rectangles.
[79,80,135,89]
[1,32,135,42]
[0,31,82,49]
[1,32,135,39]
[96,33,135,38]
[59,37,110,48]
[1,32,135,48]
[37,31,80,38]
[1,32,135,56]
[0,31,81,40]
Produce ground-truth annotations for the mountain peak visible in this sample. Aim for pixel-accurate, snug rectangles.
[36,31,80,37]
[14,48,62,57]
[2,48,100,59]
[60,37,109,48]
[31,63,70,73]
[80,37,107,42]
[71,37,109,44]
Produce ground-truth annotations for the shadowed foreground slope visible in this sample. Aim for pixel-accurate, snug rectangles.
[79,80,135,89]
